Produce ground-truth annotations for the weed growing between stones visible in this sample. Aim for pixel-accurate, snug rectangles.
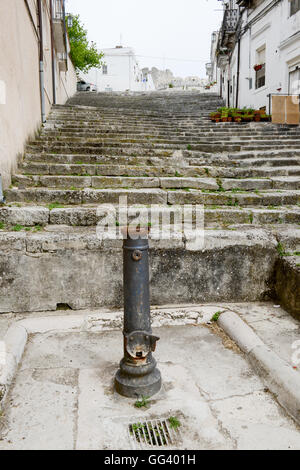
[134,396,150,409]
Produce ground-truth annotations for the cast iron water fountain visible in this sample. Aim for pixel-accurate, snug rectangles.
[115,227,162,398]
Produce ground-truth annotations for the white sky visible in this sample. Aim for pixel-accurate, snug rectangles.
[66,0,224,78]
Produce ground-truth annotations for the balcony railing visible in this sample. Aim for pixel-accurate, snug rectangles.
[53,0,65,21]
[52,0,68,59]
[222,9,239,34]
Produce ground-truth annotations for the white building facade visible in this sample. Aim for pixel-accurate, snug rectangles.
[84,46,155,92]
[211,0,300,112]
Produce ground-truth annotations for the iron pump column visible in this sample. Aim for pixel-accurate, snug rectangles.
[115,228,161,398]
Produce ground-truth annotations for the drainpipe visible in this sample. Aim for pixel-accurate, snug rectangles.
[37,0,46,123]
[236,38,241,109]
[49,0,56,105]
[0,176,5,204]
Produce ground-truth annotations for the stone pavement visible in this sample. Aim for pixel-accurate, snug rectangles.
[0,302,300,450]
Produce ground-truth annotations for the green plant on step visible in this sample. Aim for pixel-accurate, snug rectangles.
[168,417,181,430]
[211,311,222,322]
[48,203,64,211]
[134,396,150,409]
[187,144,192,151]
[12,224,24,232]
[0,222,5,230]
[216,178,225,192]
[277,242,287,257]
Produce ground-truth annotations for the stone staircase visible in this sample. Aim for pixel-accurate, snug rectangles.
[0,91,299,316]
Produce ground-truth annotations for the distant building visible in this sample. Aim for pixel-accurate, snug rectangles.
[145,67,209,91]
[210,0,300,110]
[83,46,155,92]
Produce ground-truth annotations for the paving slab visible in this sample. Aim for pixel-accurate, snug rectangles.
[0,310,300,450]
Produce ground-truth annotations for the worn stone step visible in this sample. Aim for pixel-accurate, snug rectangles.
[227,150,300,160]
[166,189,300,206]
[4,188,169,205]
[41,130,300,140]
[1,205,299,228]
[5,187,300,206]
[24,152,177,166]
[19,162,177,177]
[189,156,300,168]
[19,161,300,178]
[12,173,300,191]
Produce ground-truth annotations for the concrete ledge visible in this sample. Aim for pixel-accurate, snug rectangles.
[0,229,277,313]
[218,311,300,425]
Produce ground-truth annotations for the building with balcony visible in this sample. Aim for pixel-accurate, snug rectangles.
[0,0,77,188]
[211,0,300,111]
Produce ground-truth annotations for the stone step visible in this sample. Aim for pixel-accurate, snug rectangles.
[18,161,300,178]
[36,134,300,145]
[27,141,300,155]
[1,205,299,228]
[190,156,300,168]
[24,152,176,166]
[11,174,300,191]
[5,187,300,206]
[24,151,300,169]
[41,128,300,138]
[227,150,300,160]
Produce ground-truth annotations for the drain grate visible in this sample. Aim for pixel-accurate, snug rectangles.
[128,417,182,449]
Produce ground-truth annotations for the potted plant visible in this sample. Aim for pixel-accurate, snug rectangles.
[242,114,254,122]
[233,113,242,122]
[254,64,262,72]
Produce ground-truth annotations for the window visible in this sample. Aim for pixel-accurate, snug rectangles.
[289,66,300,94]
[102,65,108,75]
[290,0,300,16]
[256,64,266,89]
[255,46,266,89]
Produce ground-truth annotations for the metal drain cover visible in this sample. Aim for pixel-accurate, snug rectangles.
[128,417,182,449]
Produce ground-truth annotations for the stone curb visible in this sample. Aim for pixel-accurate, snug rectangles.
[218,311,300,425]
[0,324,28,404]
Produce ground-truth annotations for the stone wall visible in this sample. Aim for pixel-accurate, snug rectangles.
[0,0,77,189]
[0,230,277,313]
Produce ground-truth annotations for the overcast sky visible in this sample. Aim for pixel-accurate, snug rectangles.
[66,0,224,78]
